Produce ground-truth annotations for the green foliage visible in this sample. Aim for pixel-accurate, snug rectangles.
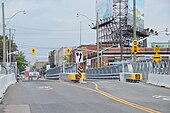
[63,55,69,67]
[16,51,28,72]
[0,35,8,40]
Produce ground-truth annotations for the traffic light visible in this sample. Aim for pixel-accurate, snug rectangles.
[132,40,138,46]
[134,45,137,54]
[31,48,36,55]
[131,40,140,54]
[65,48,70,56]
[131,45,139,54]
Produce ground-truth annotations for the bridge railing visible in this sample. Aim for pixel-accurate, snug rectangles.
[45,59,169,80]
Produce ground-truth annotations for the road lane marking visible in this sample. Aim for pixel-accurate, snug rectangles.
[152,95,170,101]
[36,86,53,90]
[63,83,96,92]
[62,82,161,113]
[92,82,161,113]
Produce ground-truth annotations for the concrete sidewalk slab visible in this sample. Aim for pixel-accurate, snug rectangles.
[5,105,31,113]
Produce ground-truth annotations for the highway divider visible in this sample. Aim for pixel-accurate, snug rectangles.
[0,73,16,102]
[147,73,170,88]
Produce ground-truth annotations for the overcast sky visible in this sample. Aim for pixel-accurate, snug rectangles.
[0,0,170,63]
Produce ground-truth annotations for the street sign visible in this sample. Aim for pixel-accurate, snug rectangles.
[65,48,70,56]
[152,53,161,62]
[131,45,140,54]
[154,46,160,53]
[31,48,36,55]
[75,51,83,63]
[86,59,91,66]
[132,40,138,46]
[76,66,83,79]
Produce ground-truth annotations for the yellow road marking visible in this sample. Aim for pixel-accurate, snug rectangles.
[92,82,161,113]
[63,82,161,113]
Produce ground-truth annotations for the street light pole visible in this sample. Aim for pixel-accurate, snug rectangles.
[80,21,82,45]
[2,2,6,64]
[9,28,12,63]
[119,0,123,61]
[96,12,100,68]
[77,13,100,68]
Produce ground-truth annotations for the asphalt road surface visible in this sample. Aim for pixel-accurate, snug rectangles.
[0,79,170,113]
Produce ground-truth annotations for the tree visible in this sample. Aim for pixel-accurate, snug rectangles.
[16,51,28,72]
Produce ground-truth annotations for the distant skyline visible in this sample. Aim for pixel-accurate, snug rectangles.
[0,0,170,63]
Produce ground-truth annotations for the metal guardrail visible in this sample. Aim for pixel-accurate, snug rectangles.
[45,59,170,81]
[45,73,59,80]
[86,73,120,79]
[85,63,124,79]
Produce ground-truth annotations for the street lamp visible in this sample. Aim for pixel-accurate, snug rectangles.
[138,28,169,43]
[6,10,26,64]
[1,2,26,64]
[77,13,100,68]
[7,51,19,64]
[2,2,6,64]
[5,10,26,25]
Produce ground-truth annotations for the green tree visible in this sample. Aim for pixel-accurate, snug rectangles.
[16,51,28,72]
[0,35,8,40]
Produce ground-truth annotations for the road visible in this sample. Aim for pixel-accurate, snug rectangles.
[0,79,170,113]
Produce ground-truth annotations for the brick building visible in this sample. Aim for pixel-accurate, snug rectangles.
[69,44,170,70]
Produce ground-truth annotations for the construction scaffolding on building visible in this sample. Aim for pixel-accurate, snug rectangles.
[95,0,148,50]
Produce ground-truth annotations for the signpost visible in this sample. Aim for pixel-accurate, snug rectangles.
[76,65,83,79]
[75,51,83,63]
[154,46,160,53]
[153,46,161,62]
[152,54,161,63]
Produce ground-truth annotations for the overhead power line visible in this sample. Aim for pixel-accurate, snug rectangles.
[5,24,93,32]
[17,43,61,49]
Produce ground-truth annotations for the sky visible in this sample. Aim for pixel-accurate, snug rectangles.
[0,0,170,64]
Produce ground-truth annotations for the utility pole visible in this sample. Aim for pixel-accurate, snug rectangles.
[80,21,82,45]
[9,28,12,63]
[96,12,100,68]
[133,0,137,72]
[2,2,6,64]
[119,0,123,61]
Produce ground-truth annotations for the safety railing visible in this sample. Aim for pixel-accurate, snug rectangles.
[45,59,169,80]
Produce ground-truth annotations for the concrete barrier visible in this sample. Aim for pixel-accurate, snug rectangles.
[147,73,170,88]
[0,74,16,101]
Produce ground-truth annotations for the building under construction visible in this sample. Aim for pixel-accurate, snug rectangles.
[96,0,149,49]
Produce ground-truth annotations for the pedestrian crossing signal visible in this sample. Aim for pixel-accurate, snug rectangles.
[31,48,36,55]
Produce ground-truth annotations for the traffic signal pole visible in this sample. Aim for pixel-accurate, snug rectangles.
[133,0,137,73]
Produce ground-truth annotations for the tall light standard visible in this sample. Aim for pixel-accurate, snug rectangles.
[2,2,6,64]
[5,10,26,24]
[79,21,82,45]
[77,13,100,68]
[1,4,25,64]
[138,28,169,44]
[6,10,26,64]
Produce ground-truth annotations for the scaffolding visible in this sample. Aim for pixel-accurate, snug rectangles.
[96,0,149,49]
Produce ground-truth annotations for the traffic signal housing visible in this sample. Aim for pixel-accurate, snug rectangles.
[131,45,140,54]
[65,48,70,56]
[31,48,36,55]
